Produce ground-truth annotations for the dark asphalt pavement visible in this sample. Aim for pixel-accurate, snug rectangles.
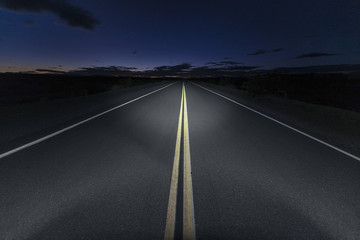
[0,81,359,240]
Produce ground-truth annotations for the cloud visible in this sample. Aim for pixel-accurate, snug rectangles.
[189,65,260,77]
[247,48,284,56]
[35,68,66,74]
[206,61,243,66]
[0,0,100,30]
[10,64,360,77]
[294,52,340,59]
[223,65,259,71]
[152,63,192,75]
[47,65,63,69]
[68,66,137,76]
[220,61,243,65]
[271,48,283,52]
[149,63,260,77]
[248,49,266,56]
[64,63,261,77]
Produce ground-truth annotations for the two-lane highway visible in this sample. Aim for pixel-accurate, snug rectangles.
[0,81,359,240]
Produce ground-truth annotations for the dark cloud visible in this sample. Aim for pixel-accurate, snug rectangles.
[64,63,261,77]
[294,52,340,59]
[248,48,283,55]
[223,65,259,71]
[132,50,137,55]
[153,63,192,75]
[223,57,232,60]
[248,49,266,56]
[0,0,100,30]
[48,65,63,69]
[271,48,284,52]
[16,64,360,77]
[148,63,260,77]
[220,61,243,65]
[36,68,66,74]
[206,61,243,66]
[20,71,37,74]
[189,65,260,77]
[68,66,137,76]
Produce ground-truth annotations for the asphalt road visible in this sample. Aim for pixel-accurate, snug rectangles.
[0,81,359,240]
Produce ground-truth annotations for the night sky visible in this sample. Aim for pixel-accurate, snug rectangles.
[0,0,359,74]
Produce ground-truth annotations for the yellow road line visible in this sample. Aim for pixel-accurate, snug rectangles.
[183,83,196,240]
[164,85,184,240]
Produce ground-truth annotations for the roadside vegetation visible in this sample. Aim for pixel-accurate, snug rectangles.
[197,73,360,112]
[0,74,164,106]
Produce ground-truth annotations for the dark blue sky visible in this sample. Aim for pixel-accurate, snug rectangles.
[0,0,359,73]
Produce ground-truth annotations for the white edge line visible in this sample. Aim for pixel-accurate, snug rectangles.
[183,84,196,238]
[0,82,176,160]
[191,81,360,162]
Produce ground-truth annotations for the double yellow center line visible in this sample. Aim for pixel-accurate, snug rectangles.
[164,82,195,240]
